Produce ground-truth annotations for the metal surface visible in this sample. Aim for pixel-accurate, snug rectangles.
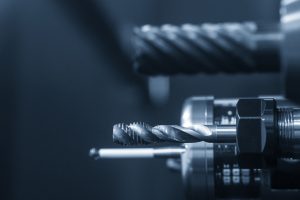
[181,143,215,200]
[113,123,160,145]
[112,122,236,145]
[181,96,214,127]
[278,108,300,157]
[179,96,300,199]
[133,23,281,75]
[89,147,185,159]
[236,98,277,154]
[180,96,215,200]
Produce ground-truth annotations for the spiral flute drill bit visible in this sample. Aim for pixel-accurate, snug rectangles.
[113,123,236,145]
[133,23,281,75]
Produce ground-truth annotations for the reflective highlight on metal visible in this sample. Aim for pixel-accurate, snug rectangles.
[112,122,236,145]
[90,147,185,159]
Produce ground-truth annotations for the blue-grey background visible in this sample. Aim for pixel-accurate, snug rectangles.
[0,0,280,199]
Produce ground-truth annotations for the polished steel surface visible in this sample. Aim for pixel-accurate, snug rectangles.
[112,122,236,145]
[90,147,185,159]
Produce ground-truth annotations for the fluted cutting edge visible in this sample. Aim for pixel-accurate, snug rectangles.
[133,23,258,75]
[112,123,212,145]
[113,123,161,145]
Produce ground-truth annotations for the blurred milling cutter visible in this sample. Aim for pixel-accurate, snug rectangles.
[133,23,281,75]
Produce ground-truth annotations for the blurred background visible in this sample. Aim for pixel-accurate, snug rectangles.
[0,0,281,199]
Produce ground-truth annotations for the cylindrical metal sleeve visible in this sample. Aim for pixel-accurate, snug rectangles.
[133,23,281,75]
[278,108,300,158]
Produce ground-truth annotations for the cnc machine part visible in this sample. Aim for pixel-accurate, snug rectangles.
[112,122,236,145]
[93,96,300,199]
[180,97,261,199]
[180,96,300,199]
[133,23,281,75]
[112,98,300,159]
[133,0,300,105]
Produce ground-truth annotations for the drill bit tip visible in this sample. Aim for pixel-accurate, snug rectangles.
[113,122,161,145]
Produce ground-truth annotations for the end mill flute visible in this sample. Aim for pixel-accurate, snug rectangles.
[112,123,236,145]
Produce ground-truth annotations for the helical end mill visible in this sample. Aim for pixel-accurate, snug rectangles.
[133,23,281,75]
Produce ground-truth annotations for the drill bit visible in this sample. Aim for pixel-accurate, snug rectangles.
[133,23,281,75]
[113,122,161,145]
[113,123,236,145]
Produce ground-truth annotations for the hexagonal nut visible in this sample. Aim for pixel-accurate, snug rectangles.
[236,99,267,154]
